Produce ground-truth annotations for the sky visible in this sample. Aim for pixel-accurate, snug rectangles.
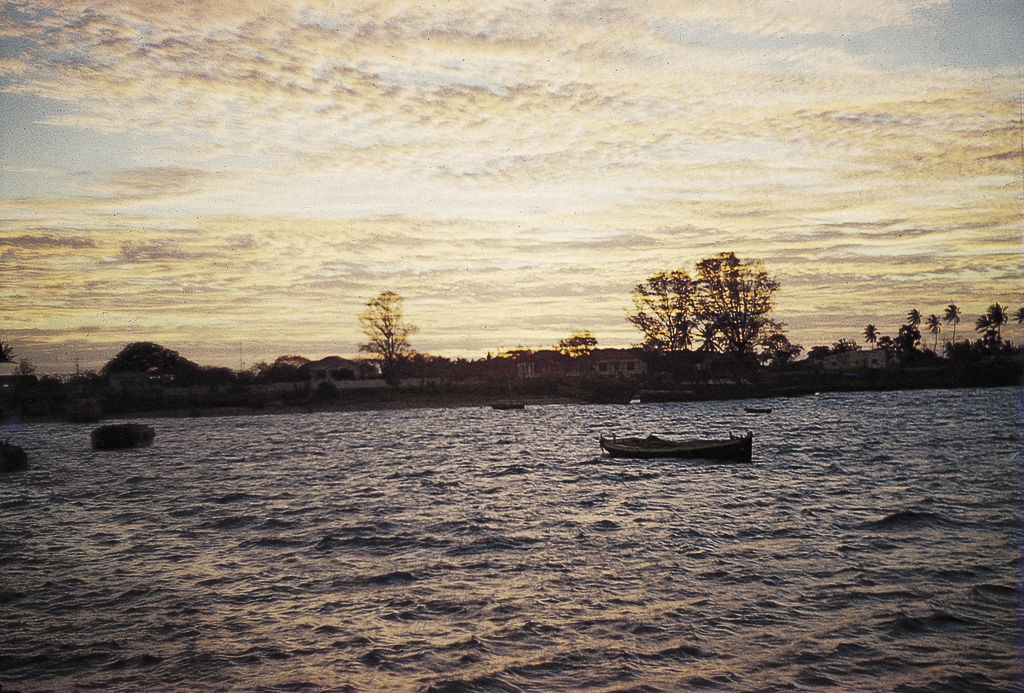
[1,0,1021,373]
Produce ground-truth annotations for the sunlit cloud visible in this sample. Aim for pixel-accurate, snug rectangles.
[0,0,1020,370]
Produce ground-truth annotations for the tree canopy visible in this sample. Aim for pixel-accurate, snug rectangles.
[694,252,782,356]
[557,331,597,359]
[102,342,200,377]
[628,253,790,359]
[626,270,696,354]
[358,291,418,377]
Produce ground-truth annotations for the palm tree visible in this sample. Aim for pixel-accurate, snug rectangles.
[984,303,1008,342]
[1015,306,1024,325]
[906,309,922,329]
[925,314,941,351]
[943,304,961,343]
[863,324,878,349]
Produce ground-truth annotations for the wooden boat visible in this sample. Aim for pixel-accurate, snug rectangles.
[744,407,772,414]
[600,431,753,462]
[91,423,156,450]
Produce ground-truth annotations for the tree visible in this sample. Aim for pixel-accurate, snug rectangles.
[0,340,13,364]
[694,322,721,353]
[1015,306,1024,324]
[983,303,1008,342]
[626,270,696,354]
[925,314,942,351]
[760,333,803,366]
[557,331,597,359]
[253,355,311,383]
[896,324,920,355]
[943,304,961,343]
[906,309,922,329]
[831,339,860,353]
[693,252,781,357]
[358,291,418,378]
[863,324,878,348]
[102,342,201,382]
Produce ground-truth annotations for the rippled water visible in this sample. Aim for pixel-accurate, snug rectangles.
[1,386,1019,692]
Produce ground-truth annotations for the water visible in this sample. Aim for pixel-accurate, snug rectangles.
[1,387,1019,692]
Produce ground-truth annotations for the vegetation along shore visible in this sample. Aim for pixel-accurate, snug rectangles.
[2,253,1019,423]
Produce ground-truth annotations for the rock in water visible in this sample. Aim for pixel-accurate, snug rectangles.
[91,423,156,450]
[0,440,28,472]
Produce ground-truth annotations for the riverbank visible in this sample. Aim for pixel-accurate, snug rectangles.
[54,378,1021,424]
[6,356,1019,424]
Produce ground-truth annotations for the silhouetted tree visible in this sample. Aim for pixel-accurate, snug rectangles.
[943,304,961,343]
[557,331,597,359]
[906,309,922,329]
[896,325,921,355]
[982,303,1008,342]
[831,339,860,353]
[693,252,781,357]
[694,323,720,353]
[358,291,417,380]
[760,333,803,366]
[102,342,201,383]
[253,356,311,383]
[0,340,13,364]
[925,314,942,351]
[1015,306,1024,324]
[626,270,696,354]
[863,324,878,348]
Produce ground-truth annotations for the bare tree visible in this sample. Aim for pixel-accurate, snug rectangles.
[358,291,417,378]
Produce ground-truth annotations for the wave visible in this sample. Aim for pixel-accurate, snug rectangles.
[858,509,964,530]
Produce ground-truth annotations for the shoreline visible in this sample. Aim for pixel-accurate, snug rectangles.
[29,378,1019,425]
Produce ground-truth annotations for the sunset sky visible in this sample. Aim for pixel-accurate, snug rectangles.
[1,0,1021,373]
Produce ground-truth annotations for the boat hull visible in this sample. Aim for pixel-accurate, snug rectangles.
[600,433,753,462]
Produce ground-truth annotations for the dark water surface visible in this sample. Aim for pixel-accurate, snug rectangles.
[1,387,1019,692]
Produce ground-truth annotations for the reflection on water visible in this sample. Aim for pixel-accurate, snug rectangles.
[0,387,1019,692]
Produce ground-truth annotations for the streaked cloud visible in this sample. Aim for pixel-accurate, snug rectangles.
[0,0,1020,370]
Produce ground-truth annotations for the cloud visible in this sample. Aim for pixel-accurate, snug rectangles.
[0,0,1019,369]
[89,166,222,200]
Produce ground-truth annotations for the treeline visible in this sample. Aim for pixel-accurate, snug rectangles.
[1,254,1020,420]
[809,303,1021,362]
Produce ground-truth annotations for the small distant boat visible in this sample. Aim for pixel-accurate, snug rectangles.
[600,432,753,462]
[91,423,156,450]
[744,407,772,414]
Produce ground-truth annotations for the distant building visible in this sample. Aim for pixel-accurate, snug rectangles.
[299,356,377,381]
[587,349,646,378]
[516,348,646,380]
[820,349,891,372]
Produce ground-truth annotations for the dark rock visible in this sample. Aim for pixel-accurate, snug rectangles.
[91,423,156,450]
[0,440,28,472]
